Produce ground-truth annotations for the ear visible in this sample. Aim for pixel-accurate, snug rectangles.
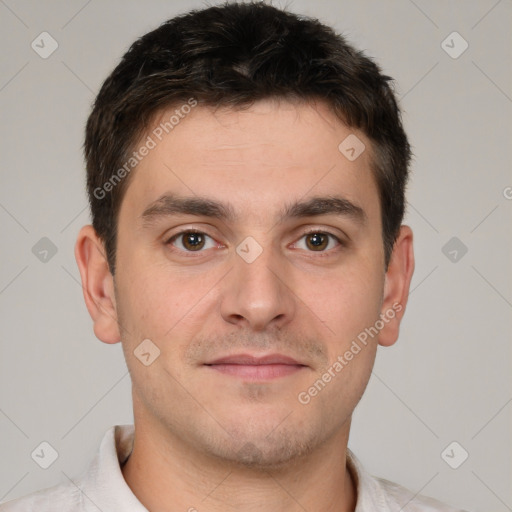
[75,225,121,344]
[378,225,415,347]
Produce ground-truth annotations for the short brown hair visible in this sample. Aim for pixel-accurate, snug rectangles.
[84,1,411,274]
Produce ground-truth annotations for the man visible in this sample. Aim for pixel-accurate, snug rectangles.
[1,2,468,511]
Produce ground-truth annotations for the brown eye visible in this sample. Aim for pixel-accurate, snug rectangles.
[182,232,205,251]
[168,231,215,252]
[305,232,329,251]
[293,231,341,253]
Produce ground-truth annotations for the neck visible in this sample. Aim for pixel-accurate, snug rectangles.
[121,414,357,512]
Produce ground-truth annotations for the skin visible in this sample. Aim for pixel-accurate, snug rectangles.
[75,98,414,512]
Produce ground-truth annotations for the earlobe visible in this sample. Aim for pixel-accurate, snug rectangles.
[75,225,121,344]
[378,225,415,347]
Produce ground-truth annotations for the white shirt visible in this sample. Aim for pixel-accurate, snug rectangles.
[0,424,467,511]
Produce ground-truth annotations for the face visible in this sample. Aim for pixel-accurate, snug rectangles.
[79,98,412,469]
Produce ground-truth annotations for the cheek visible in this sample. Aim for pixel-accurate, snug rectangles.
[114,250,218,349]
[302,266,382,416]
[299,260,384,344]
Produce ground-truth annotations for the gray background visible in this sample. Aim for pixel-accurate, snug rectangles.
[0,1,511,511]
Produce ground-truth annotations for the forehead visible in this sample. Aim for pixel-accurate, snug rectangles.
[119,99,380,226]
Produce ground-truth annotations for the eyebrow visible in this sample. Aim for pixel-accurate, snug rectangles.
[140,193,366,227]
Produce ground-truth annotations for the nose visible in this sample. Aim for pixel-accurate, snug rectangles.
[220,241,296,332]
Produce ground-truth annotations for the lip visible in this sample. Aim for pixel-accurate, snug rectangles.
[204,353,307,380]
[206,354,303,366]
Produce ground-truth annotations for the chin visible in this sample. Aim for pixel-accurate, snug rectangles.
[206,424,319,471]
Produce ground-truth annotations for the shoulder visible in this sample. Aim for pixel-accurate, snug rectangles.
[0,424,137,512]
[0,480,85,511]
[374,476,468,512]
[346,449,468,512]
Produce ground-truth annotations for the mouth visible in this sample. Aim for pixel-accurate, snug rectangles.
[204,353,308,380]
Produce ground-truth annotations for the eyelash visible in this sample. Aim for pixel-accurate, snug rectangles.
[165,229,343,256]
